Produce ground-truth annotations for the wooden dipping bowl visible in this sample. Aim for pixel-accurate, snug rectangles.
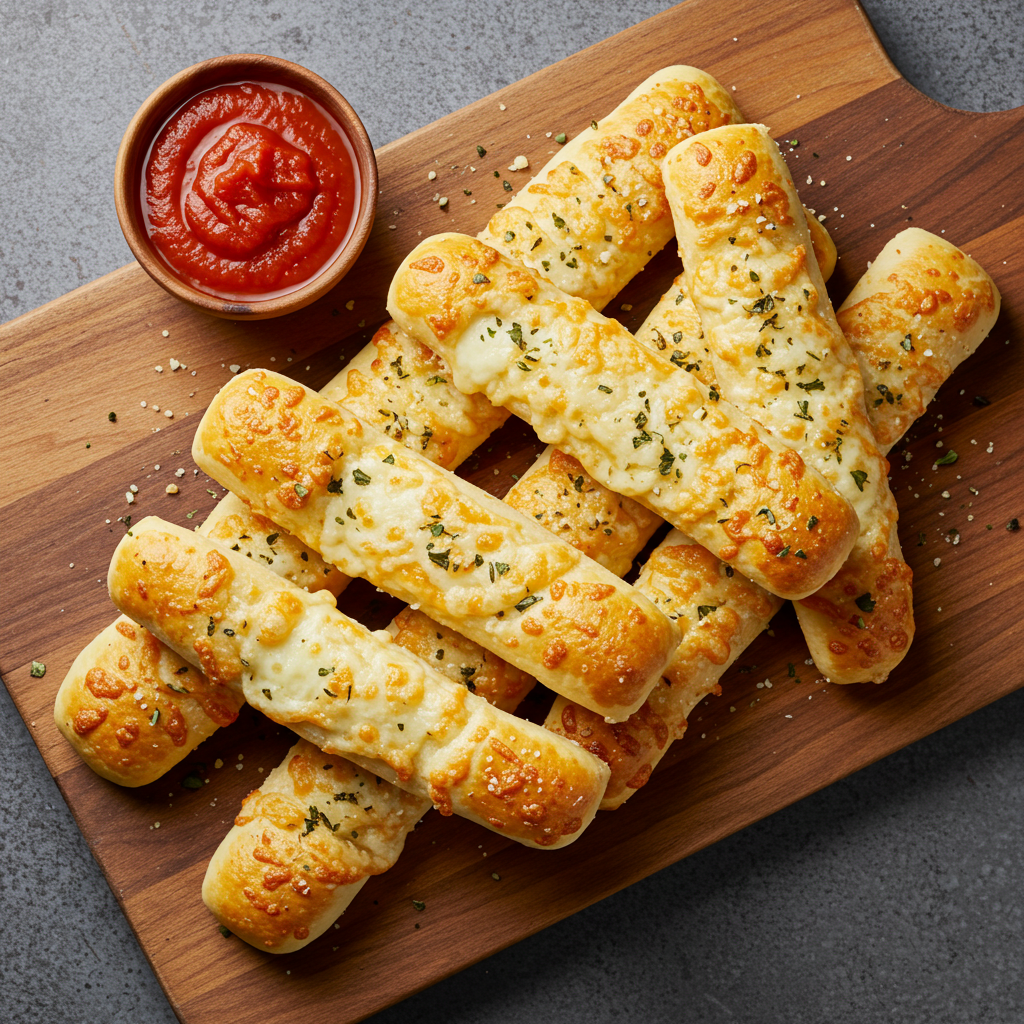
[114,53,378,320]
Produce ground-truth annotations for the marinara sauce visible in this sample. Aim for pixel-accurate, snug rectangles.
[142,81,359,299]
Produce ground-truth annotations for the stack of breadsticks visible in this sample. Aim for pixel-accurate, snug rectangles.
[54,66,1000,954]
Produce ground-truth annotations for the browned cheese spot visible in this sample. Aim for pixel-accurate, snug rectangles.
[731,149,757,184]
[691,142,712,167]
[115,722,139,747]
[197,550,233,600]
[560,703,577,734]
[73,707,108,735]
[242,886,280,916]
[544,634,569,667]
[410,255,445,274]
[262,868,293,891]
[161,705,188,746]
[85,667,124,700]
[601,135,640,161]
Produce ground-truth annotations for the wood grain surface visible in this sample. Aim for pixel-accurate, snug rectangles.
[2,2,1022,1022]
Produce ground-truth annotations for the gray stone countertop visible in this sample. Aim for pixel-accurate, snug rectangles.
[1,2,1021,1022]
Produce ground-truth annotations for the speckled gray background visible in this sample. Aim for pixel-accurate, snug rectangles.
[1,2,1022,1022]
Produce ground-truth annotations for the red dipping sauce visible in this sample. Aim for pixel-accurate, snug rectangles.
[141,81,360,300]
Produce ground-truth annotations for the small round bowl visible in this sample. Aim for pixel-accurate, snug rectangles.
[115,54,377,320]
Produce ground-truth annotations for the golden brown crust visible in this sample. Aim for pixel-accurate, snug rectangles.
[388,233,859,601]
[109,518,609,848]
[546,692,673,809]
[837,227,1001,451]
[638,531,782,689]
[53,615,243,787]
[322,322,510,471]
[481,66,742,311]
[202,740,427,952]
[504,447,662,578]
[430,716,608,847]
[389,607,535,714]
[199,493,349,596]
[552,529,782,809]
[664,125,913,684]
[192,369,678,720]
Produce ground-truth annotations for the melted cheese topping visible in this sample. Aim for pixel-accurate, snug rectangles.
[109,519,608,848]
[388,234,860,601]
[194,370,677,718]
[664,125,914,683]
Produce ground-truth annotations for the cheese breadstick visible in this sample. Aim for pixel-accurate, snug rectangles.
[387,233,860,601]
[53,615,245,787]
[203,738,427,952]
[108,518,610,850]
[664,124,913,684]
[635,206,836,381]
[481,66,741,310]
[836,227,1001,450]
[193,369,679,721]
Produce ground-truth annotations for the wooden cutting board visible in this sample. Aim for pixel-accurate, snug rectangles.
[2,1,1022,1022]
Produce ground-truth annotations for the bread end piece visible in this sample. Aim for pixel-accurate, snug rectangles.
[54,616,242,787]
[837,227,1001,451]
[202,740,426,953]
